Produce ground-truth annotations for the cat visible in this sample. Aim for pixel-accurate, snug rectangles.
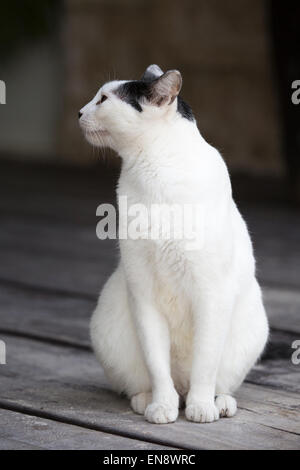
[79,64,269,424]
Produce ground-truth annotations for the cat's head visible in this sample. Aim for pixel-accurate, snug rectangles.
[79,65,194,153]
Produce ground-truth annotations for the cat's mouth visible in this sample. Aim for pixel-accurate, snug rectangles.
[85,128,109,137]
[82,127,110,147]
[84,128,110,146]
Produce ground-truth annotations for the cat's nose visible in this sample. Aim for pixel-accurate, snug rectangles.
[78,111,83,119]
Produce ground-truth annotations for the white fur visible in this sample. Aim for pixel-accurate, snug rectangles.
[79,66,269,424]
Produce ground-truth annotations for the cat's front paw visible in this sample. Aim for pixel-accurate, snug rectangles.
[145,402,178,424]
[215,394,237,418]
[185,401,219,423]
[131,392,152,415]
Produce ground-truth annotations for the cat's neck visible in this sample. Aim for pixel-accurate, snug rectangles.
[116,117,202,169]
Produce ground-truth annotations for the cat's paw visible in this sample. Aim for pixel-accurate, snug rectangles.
[185,401,219,423]
[215,394,237,418]
[145,402,178,424]
[131,392,152,415]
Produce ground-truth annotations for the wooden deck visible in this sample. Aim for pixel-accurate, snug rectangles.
[0,161,299,450]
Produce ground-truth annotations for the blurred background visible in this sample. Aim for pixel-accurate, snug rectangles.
[0,0,299,202]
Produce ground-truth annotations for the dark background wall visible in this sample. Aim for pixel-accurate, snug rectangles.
[0,0,299,198]
[60,0,282,176]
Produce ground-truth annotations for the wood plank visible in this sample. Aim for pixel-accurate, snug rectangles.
[249,329,300,393]
[0,184,300,293]
[0,438,44,450]
[0,215,114,262]
[0,213,299,324]
[0,335,299,450]
[236,383,300,434]
[0,283,299,395]
[1,239,300,317]
[262,330,298,361]
[0,214,117,297]
[248,358,300,394]
[0,283,92,348]
[0,408,174,450]
[0,281,299,360]
[263,286,300,334]
[242,204,300,290]
[0,248,112,298]
[0,211,300,310]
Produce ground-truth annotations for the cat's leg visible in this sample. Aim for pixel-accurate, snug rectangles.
[117,240,180,424]
[185,275,234,423]
[91,264,178,423]
[128,290,179,424]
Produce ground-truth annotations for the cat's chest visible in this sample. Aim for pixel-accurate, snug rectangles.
[118,159,198,205]
[148,238,188,306]
[150,240,193,335]
[118,168,196,283]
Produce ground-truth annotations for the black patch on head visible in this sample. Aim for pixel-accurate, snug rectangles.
[177,96,194,121]
[115,81,152,112]
[115,78,194,121]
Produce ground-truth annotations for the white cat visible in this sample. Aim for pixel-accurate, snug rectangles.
[79,65,269,424]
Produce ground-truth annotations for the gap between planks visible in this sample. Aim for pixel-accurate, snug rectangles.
[0,402,181,451]
[0,405,178,451]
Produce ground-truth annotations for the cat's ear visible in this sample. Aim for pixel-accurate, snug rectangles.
[141,64,164,81]
[150,70,182,106]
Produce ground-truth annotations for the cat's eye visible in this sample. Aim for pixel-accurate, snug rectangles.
[96,95,108,105]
